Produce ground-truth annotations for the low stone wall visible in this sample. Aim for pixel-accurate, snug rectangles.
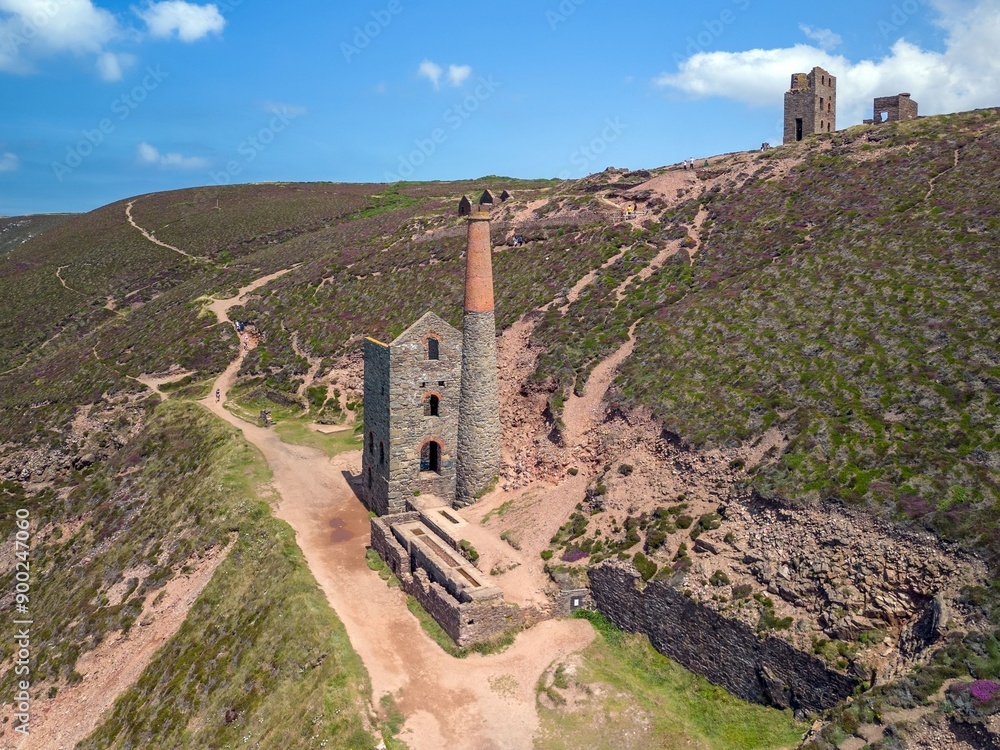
[370,512,419,580]
[409,568,523,647]
[589,561,858,714]
[370,514,523,647]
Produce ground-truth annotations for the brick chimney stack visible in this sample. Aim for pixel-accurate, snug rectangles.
[455,208,501,505]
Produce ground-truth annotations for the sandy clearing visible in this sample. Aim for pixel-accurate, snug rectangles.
[16,540,235,750]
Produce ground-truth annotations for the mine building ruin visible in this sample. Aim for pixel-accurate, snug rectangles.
[361,204,511,646]
[865,93,918,125]
[362,206,501,513]
[783,66,837,144]
[362,312,462,516]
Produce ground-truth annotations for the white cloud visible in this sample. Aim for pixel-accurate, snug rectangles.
[655,0,1000,126]
[0,0,221,79]
[259,100,307,117]
[417,59,443,89]
[0,0,120,73]
[135,1,224,42]
[447,64,472,87]
[137,141,207,169]
[0,152,19,172]
[96,50,135,81]
[418,59,473,89]
[800,24,842,52]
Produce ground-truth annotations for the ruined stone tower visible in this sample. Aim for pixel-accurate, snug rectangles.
[362,313,462,515]
[455,209,501,506]
[783,66,836,144]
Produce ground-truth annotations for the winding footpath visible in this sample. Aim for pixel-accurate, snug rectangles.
[125,200,206,263]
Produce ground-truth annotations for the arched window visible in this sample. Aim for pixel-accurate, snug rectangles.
[427,337,439,360]
[420,441,441,474]
[379,441,385,464]
[424,394,440,417]
[368,432,374,454]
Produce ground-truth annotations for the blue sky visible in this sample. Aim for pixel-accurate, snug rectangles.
[1,0,999,214]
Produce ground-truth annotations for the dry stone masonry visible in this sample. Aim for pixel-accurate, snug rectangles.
[589,560,859,714]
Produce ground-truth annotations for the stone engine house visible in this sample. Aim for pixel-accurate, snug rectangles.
[783,66,837,144]
[362,312,462,516]
[360,206,514,647]
[361,208,501,514]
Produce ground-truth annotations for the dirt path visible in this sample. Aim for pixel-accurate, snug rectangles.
[125,200,205,263]
[204,268,294,325]
[925,148,961,201]
[561,319,641,450]
[55,266,83,296]
[558,247,628,313]
[132,370,195,401]
[16,541,235,750]
[290,331,323,403]
[197,289,594,750]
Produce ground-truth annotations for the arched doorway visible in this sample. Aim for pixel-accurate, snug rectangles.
[420,441,441,474]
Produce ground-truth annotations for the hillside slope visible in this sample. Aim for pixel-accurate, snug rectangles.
[0,214,74,257]
[0,110,998,749]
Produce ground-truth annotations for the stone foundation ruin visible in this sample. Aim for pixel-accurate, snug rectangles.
[370,508,525,647]
[865,93,918,125]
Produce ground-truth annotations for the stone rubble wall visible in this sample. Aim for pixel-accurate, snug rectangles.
[589,560,858,714]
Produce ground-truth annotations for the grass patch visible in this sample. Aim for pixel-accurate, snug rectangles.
[275,418,362,458]
[535,610,806,750]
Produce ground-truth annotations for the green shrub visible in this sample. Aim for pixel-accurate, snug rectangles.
[458,539,479,564]
[633,552,658,582]
[709,570,731,587]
